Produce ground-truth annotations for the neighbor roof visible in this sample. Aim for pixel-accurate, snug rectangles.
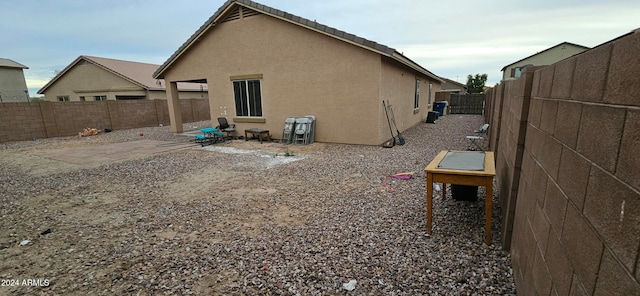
[153,0,442,83]
[0,58,28,69]
[38,56,206,94]
[500,42,589,71]
[441,77,467,89]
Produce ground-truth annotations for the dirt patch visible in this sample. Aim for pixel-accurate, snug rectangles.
[0,115,516,295]
[41,140,195,165]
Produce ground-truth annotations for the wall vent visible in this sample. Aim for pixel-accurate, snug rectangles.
[221,6,260,23]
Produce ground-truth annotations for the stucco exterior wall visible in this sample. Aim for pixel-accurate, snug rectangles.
[163,12,436,145]
[148,89,208,101]
[502,44,588,81]
[0,67,30,102]
[42,62,208,102]
[42,62,144,101]
[380,56,439,138]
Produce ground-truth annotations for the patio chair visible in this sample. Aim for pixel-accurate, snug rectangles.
[216,117,236,139]
[293,117,311,145]
[281,117,296,144]
[466,123,489,151]
[304,115,316,144]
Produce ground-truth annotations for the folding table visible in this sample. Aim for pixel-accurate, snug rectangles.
[424,150,496,245]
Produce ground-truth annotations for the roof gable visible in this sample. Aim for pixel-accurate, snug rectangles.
[38,56,205,94]
[501,42,589,71]
[0,58,28,69]
[153,0,441,82]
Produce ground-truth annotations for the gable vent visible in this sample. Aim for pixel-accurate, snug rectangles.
[222,6,241,22]
[242,7,260,18]
[221,6,260,23]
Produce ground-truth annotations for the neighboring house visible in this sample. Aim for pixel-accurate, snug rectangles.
[153,0,443,145]
[38,56,208,102]
[440,77,467,93]
[0,58,30,103]
[501,42,589,81]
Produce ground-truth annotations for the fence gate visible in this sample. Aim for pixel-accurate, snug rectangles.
[449,94,485,114]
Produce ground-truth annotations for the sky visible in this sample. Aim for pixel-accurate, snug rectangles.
[2,0,639,97]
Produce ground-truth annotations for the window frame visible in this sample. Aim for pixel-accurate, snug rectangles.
[57,96,69,102]
[414,79,420,109]
[232,79,263,117]
[94,95,107,101]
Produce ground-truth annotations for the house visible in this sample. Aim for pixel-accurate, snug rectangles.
[153,0,443,145]
[38,56,208,102]
[440,77,467,94]
[0,58,30,103]
[501,42,589,81]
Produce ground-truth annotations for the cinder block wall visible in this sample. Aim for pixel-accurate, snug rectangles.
[488,30,640,294]
[0,99,210,143]
[51,101,111,136]
[0,102,47,142]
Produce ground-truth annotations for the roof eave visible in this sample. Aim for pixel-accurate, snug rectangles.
[154,0,441,84]
[38,56,152,94]
[390,51,443,83]
[153,1,239,79]
[85,57,149,90]
[37,56,85,94]
[500,41,590,71]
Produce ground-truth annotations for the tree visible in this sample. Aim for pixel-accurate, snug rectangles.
[466,73,488,94]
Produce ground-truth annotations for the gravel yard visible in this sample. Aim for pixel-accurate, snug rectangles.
[0,114,516,295]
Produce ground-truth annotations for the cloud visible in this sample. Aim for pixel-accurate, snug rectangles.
[4,0,640,89]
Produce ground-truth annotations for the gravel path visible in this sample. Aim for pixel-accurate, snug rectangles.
[0,115,515,295]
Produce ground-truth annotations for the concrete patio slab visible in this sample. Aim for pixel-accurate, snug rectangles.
[41,139,195,165]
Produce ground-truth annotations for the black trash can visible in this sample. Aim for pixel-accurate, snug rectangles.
[452,184,478,201]
[426,111,438,123]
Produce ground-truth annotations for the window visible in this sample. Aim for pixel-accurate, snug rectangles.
[233,79,262,117]
[57,96,69,102]
[514,67,522,78]
[512,64,533,78]
[414,79,420,109]
[94,95,107,101]
[79,96,85,101]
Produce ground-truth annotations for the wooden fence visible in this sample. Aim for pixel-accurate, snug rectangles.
[448,94,485,114]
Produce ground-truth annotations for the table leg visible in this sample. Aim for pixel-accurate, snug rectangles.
[485,178,493,245]
[442,183,447,199]
[426,173,433,234]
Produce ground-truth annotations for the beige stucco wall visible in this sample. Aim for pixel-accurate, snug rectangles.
[502,44,587,80]
[163,12,437,145]
[42,63,208,102]
[43,62,144,101]
[148,89,208,101]
[380,57,440,138]
[0,68,30,102]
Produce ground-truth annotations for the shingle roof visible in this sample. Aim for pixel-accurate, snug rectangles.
[500,42,590,71]
[37,56,206,94]
[153,0,442,82]
[0,58,28,69]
